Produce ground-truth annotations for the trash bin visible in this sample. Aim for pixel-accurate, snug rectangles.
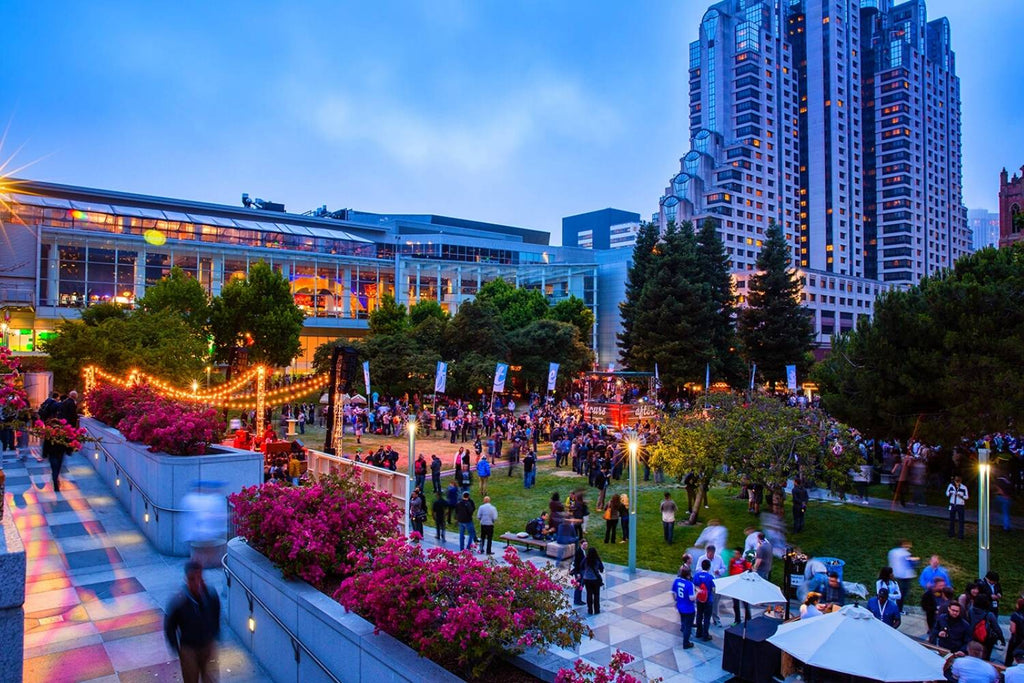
[783,548,808,601]
[815,557,845,581]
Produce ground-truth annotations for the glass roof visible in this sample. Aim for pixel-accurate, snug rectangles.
[8,193,371,243]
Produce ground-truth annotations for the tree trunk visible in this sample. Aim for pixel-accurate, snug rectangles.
[687,487,705,525]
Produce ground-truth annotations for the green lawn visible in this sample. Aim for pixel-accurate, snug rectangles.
[434,461,1023,598]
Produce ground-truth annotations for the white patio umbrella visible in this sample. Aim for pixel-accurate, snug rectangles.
[350,394,367,405]
[713,571,787,605]
[767,604,947,682]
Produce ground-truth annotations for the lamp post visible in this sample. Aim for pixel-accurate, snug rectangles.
[191,380,199,400]
[627,436,639,575]
[206,365,212,389]
[978,447,990,578]
[406,418,417,537]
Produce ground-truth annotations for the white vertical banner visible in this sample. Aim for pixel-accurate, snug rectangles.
[434,361,448,394]
[786,364,798,392]
[546,363,559,392]
[750,362,757,391]
[493,363,509,393]
[362,361,371,396]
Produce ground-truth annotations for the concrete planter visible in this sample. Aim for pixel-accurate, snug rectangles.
[0,502,25,683]
[81,417,263,556]
[225,538,463,683]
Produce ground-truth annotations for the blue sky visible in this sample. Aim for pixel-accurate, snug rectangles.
[1,1,1020,242]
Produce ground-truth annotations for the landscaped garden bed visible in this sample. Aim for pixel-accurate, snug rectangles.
[226,471,590,681]
[80,384,262,556]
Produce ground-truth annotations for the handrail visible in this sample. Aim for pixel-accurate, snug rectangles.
[90,434,193,513]
[221,550,343,683]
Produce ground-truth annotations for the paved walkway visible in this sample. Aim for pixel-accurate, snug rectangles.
[805,486,1024,528]
[2,448,269,683]
[417,529,734,683]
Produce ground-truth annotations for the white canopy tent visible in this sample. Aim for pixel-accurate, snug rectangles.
[767,604,947,682]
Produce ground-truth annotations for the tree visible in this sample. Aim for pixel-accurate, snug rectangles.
[209,261,304,368]
[814,244,1024,444]
[360,334,437,397]
[507,319,594,393]
[79,302,128,327]
[716,396,858,500]
[369,295,410,336]
[136,265,210,333]
[618,221,660,369]
[737,220,815,389]
[695,218,743,386]
[648,408,723,525]
[629,222,714,387]
[43,311,208,391]
[476,278,549,331]
[445,299,508,361]
[546,295,595,344]
[408,299,448,327]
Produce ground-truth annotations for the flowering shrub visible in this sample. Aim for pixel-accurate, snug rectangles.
[335,539,591,677]
[86,384,159,427]
[118,401,224,456]
[86,383,224,455]
[556,651,661,683]
[229,472,401,589]
[0,348,29,422]
[31,418,94,451]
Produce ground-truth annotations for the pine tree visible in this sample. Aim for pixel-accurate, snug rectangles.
[631,222,714,388]
[737,220,815,389]
[695,218,743,385]
[618,221,661,368]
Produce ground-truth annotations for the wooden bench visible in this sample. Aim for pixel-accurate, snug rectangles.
[499,533,548,552]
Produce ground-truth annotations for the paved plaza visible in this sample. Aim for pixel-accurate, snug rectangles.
[7,445,1014,683]
[3,448,269,683]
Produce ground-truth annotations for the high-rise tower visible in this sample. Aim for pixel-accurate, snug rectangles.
[657,0,967,343]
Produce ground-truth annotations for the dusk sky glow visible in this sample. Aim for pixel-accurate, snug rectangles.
[2,1,1020,241]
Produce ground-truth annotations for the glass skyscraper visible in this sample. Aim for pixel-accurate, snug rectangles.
[657,0,969,343]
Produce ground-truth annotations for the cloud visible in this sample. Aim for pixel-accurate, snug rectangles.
[308,76,621,173]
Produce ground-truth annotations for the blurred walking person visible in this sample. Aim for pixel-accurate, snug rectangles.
[165,561,220,683]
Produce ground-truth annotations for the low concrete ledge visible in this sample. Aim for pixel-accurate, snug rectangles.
[0,502,26,682]
[225,538,463,683]
[81,417,263,556]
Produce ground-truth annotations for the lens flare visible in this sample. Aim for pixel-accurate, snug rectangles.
[143,229,167,246]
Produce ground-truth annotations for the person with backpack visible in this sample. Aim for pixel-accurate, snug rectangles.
[693,558,716,642]
[580,546,605,615]
[603,494,621,544]
[672,565,697,649]
[414,454,427,493]
[38,392,65,491]
[968,594,1005,661]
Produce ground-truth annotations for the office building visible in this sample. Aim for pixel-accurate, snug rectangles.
[0,180,603,368]
[967,209,998,250]
[562,208,641,250]
[656,0,968,344]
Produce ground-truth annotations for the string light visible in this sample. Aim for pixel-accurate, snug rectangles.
[86,365,326,410]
